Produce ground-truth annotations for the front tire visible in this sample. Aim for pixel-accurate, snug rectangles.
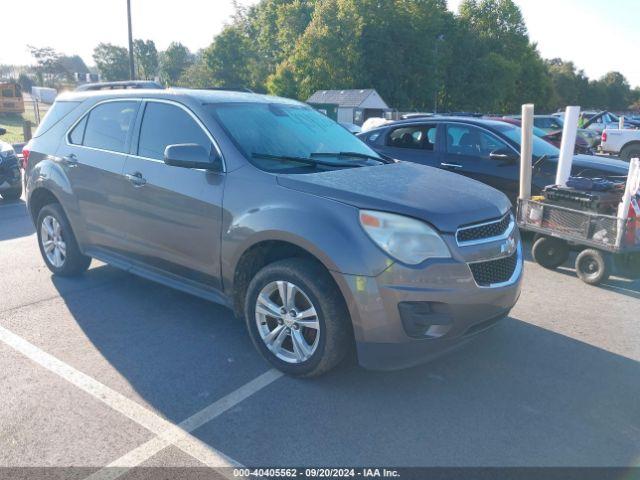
[36,203,91,276]
[244,258,352,377]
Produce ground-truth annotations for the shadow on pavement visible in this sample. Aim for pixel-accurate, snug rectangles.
[49,266,640,467]
[192,317,640,467]
[51,266,271,424]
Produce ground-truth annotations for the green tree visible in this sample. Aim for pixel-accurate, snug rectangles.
[201,25,254,88]
[600,71,631,111]
[546,58,589,109]
[630,87,640,110]
[273,0,366,100]
[27,45,65,86]
[17,73,34,93]
[159,42,193,84]
[92,43,130,81]
[454,0,546,112]
[133,39,158,80]
[178,51,215,88]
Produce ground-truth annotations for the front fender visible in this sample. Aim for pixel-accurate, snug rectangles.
[220,171,392,292]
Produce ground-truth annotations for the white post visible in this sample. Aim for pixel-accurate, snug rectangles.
[555,106,580,186]
[619,115,625,130]
[519,104,534,200]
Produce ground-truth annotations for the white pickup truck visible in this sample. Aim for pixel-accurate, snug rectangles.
[600,128,640,161]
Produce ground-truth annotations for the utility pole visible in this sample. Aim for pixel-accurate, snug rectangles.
[127,0,135,80]
[433,34,444,114]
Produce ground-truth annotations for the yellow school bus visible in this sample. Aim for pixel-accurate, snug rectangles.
[0,82,25,114]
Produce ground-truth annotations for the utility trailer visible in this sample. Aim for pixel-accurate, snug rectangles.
[518,198,640,285]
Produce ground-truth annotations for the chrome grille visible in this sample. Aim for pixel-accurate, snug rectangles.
[469,252,518,287]
[456,212,512,245]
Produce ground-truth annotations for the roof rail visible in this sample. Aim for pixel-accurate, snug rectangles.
[204,86,254,93]
[75,81,164,92]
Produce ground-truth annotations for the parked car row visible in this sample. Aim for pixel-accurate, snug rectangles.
[357,117,629,203]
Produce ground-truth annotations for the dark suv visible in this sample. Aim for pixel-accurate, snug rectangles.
[23,86,522,376]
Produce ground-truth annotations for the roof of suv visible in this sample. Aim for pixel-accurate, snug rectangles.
[56,87,302,106]
[374,116,513,130]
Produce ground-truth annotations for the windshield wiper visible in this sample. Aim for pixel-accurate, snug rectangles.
[310,151,391,164]
[251,152,362,168]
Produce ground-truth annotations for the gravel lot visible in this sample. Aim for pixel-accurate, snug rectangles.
[1,196,639,475]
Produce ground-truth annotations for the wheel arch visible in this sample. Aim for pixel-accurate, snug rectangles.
[229,237,343,320]
[620,140,640,154]
[28,187,62,224]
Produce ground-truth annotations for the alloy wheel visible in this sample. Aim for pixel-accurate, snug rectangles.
[255,281,320,364]
[41,215,67,268]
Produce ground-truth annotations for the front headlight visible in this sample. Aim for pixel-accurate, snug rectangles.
[359,210,451,265]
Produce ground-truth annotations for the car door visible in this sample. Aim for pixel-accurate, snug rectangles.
[441,123,520,202]
[119,100,225,289]
[57,99,140,253]
[377,123,441,167]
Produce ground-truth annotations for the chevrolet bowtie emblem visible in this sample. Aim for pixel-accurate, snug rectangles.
[501,236,517,256]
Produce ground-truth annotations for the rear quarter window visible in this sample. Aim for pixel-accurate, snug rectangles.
[33,101,81,138]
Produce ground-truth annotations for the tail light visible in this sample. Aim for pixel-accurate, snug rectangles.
[601,131,607,143]
[21,147,30,170]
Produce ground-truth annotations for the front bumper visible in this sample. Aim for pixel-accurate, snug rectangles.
[332,225,523,370]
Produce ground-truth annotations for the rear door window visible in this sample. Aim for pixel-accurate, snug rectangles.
[82,101,138,153]
[137,102,212,160]
[387,125,437,150]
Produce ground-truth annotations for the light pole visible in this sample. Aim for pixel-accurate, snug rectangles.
[433,34,444,113]
[127,0,135,80]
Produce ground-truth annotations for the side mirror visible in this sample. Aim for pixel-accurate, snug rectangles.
[489,148,518,163]
[0,127,6,136]
[163,143,221,171]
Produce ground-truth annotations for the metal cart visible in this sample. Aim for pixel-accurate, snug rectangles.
[517,198,640,285]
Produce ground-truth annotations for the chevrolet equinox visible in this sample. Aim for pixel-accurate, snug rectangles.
[23,86,522,376]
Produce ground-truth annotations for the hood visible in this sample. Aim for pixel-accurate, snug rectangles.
[276,162,511,233]
[570,154,630,176]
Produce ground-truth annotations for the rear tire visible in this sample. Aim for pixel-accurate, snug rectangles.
[575,249,609,285]
[1,186,22,201]
[244,258,352,377]
[619,144,640,162]
[532,236,569,269]
[36,203,91,277]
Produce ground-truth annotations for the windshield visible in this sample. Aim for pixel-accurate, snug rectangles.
[493,123,560,157]
[207,102,381,172]
[532,126,548,137]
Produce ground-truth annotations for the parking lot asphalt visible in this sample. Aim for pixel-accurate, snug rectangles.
[1,196,639,473]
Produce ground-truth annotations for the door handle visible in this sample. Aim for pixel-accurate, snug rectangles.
[125,171,147,187]
[441,162,462,169]
[61,153,78,168]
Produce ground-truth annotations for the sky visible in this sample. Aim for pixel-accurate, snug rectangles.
[2,0,639,87]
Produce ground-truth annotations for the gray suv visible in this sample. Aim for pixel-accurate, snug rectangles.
[23,86,522,376]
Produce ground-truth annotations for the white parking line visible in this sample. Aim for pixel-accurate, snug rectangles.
[0,324,282,477]
[89,370,283,480]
